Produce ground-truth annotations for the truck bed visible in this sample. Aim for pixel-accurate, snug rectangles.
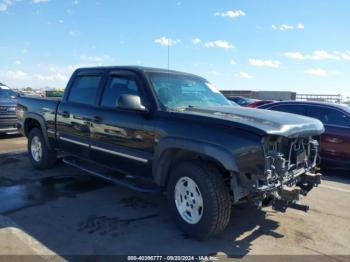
[17,96,61,137]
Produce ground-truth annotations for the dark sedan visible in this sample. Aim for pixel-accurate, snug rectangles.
[259,101,350,169]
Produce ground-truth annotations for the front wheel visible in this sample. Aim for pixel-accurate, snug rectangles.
[28,127,57,169]
[167,161,232,239]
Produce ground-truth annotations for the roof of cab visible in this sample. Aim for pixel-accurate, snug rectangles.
[74,66,204,78]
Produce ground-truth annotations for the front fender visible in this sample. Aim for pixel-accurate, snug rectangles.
[152,136,239,186]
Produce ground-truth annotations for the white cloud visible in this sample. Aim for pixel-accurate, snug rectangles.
[334,50,350,60]
[154,37,178,46]
[80,54,110,63]
[32,0,49,3]
[284,52,305,60]
[69,31,76,37]
[229,59,237,65]
[249,59,280,68]
[272,23,304,31]
[34,73,67,82]
[0,0,47,11]
[191,38,201,44]
[206,70,221,76]
[3,70,28,80]
[303,68,326,77]
[309,50,339,60]
[14,60,21,65]
[214,10,245,19]
[285,50,349,61]
[0,0,14,12]
[204,40,234,49]
[239,72,253,79]
[21,48,28,54]
[302,68,338,77]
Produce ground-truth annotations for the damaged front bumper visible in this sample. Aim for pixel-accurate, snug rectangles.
[247,171,322,212]
[239,136,322,212]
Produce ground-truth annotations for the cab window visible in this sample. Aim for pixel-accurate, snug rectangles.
[308,106,350,127]
[100,76,142,108]
[68,75,101,106]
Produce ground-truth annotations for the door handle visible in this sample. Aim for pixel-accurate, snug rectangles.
[92,116,102,124]
[62,111,70,118]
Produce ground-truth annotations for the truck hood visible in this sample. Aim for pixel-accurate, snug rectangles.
[0,97,17,106]
[183,106,325,138]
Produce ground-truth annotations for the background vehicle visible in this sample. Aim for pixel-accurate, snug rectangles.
[226,96,257,107]
[247,100,274,108]
[0,83,18,134]
[259,101,350,170]
[17,66,324,238]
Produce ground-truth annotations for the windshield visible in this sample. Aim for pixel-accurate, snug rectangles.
[148,73,236,110]
[0,86,17,98]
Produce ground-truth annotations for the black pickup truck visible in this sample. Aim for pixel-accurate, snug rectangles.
[17,66,324,238]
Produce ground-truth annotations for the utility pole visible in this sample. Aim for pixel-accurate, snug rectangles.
[167,38,170,70]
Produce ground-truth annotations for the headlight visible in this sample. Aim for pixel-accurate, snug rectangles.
[16,105,24,119]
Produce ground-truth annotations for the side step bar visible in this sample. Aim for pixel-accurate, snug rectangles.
[62,157,162,194]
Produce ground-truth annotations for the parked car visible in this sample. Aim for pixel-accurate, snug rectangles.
[247,100,275,108]
[0,83,18,134]
[259,101,350,169]
[226,96,257,107]
[17,66,324,238]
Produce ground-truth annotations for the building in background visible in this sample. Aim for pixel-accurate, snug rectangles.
[221,90,345,104]
[220,90,296,101]
[296,94,342,103]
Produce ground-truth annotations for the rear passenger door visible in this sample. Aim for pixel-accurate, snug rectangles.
[89,71,155,177]
[56,72,104,159]
[307,106,350,162]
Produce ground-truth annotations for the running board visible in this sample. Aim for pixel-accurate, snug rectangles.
[62,157,161,194]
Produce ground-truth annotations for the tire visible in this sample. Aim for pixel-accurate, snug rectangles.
[28,127,57,169]
[167,161,232,239]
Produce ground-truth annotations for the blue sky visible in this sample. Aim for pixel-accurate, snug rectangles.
[0,0,349,98]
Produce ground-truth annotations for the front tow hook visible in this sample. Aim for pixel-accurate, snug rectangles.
[298,172,322,196]
[302,172,322,186]
[272,185,309,213]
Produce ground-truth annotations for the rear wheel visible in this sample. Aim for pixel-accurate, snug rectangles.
[28,127,57,169]
[167,161,232,239]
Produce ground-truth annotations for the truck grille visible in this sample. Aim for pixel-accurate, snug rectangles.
[0,106,16,115]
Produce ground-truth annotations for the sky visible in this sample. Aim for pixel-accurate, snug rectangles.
[0,0,349,99]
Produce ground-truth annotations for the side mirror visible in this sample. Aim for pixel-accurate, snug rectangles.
[117,94,147,111]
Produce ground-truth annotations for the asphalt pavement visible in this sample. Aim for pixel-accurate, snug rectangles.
[0,135,350,261]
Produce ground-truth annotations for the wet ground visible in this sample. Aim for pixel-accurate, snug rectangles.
[0,135,350,260]
[0,133,27,154]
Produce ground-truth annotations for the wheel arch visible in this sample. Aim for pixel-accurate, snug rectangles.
[24,113,51,149]
[152,137,239,187]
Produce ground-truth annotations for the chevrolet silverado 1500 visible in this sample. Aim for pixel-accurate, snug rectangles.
[17,66,324,238]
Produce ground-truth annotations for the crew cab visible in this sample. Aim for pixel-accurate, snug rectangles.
[17,66,324,238]
[0,83,18,134]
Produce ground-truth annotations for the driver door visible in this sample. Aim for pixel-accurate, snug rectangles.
[89,71,155,177]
